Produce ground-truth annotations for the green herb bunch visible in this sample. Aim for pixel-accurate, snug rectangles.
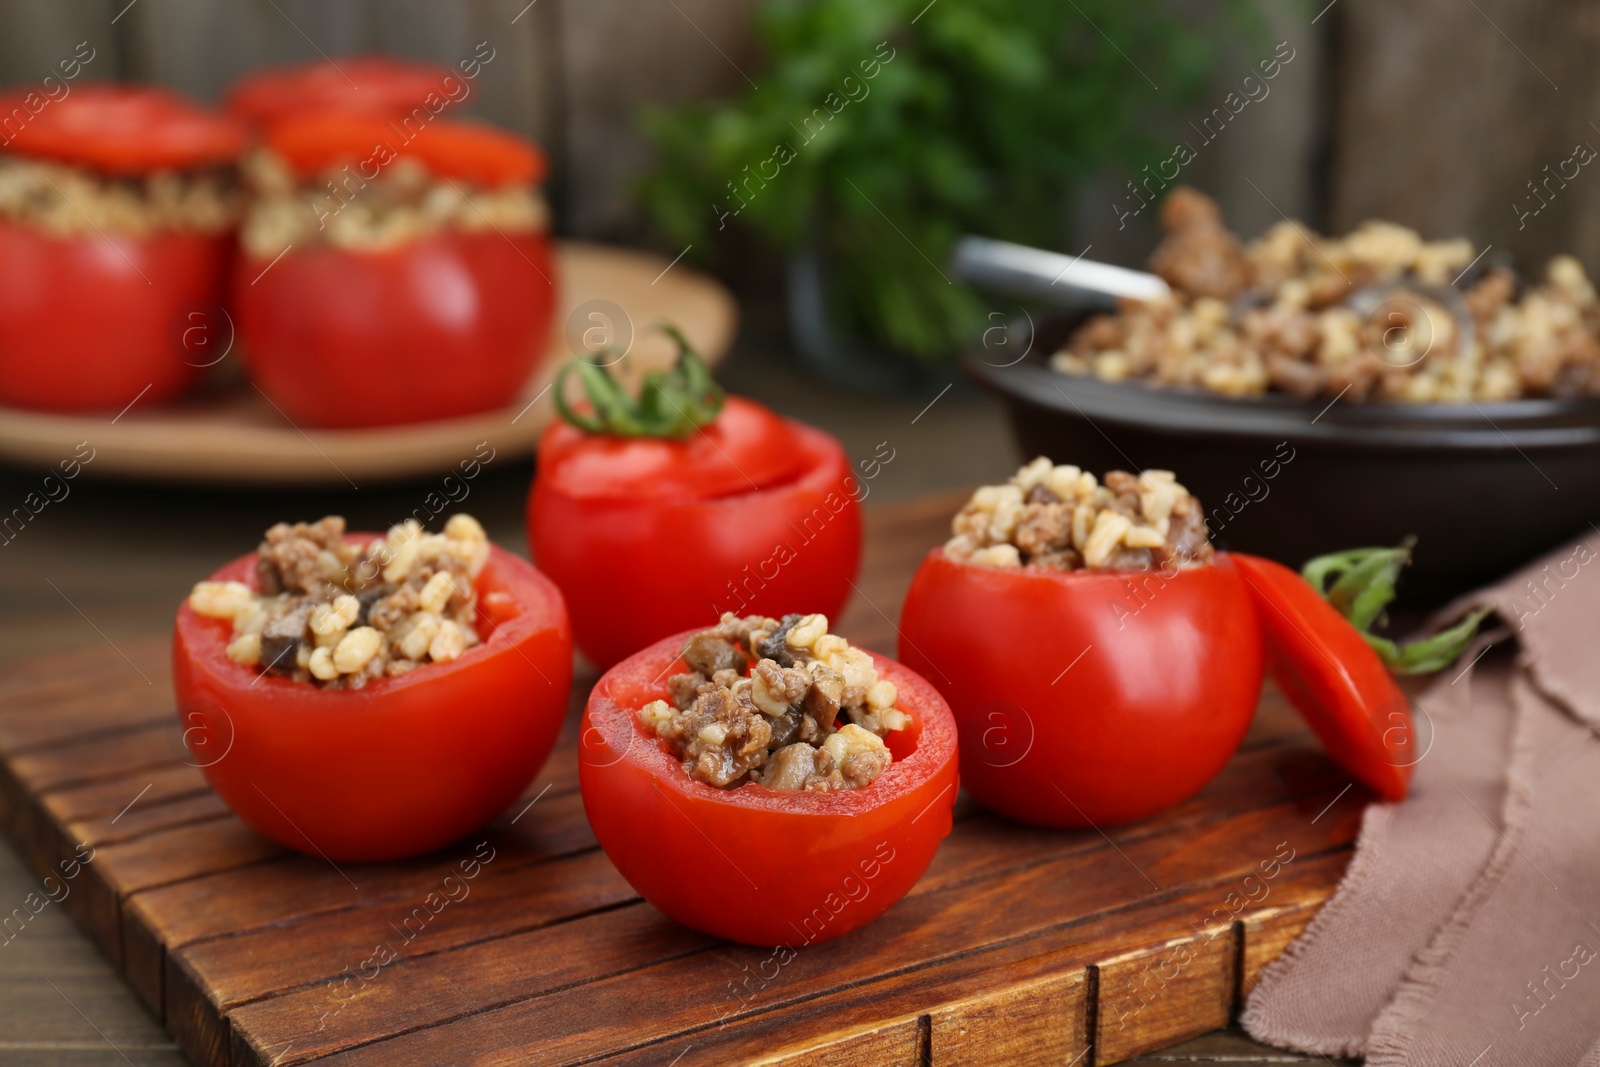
[640,0,1231,361]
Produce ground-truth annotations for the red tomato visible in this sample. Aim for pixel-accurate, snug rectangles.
[898,550,1263,828]
[0,83,245,173]
[529,397,864,669]
[1230,553,1413,801]
[579,630,958,946]
[227,56,456,129]
[172,542,573,863]
[0,220,231,412]
[235,228,557,428]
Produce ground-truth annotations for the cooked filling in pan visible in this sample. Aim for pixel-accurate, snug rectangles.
[1053,187,1600,402]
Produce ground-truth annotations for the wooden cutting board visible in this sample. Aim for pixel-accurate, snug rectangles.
[0,495,1360,1067]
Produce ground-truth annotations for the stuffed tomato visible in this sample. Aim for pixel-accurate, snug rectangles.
[530,333,863,669]
[174,514,572,862]
[898,459,1263,828]
[0,83,243,412]
[580,613,958,946]
[234,112,557,427]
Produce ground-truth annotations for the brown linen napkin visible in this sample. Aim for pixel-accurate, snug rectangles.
[1242,530,1600,1065]
[1365,673,1600,1065]
[1239,649,1515,1055]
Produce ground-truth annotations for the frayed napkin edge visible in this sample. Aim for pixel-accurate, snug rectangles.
[1361,674,1540,1065]
[1238,800,1392,1059]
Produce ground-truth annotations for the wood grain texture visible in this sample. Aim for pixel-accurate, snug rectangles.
[556,0,763,237]
[115,0,557,141]
[0,497,1355,1066]
[0,0,121,92]
[927,969,1087,1067]
[1328,0,1600,270]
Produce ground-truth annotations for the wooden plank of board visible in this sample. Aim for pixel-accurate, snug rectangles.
[161,735,1338,1066]
[0,636,168,712]
[0,0,121,94]
[123,705,590,1015]
[583,854,1346,1067]
[221,795,1356,1066]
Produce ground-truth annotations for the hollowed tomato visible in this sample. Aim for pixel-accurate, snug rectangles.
[579,630,958,946]
[529,397,863,669]
[898,550,1263,828]
[172,542,572,862]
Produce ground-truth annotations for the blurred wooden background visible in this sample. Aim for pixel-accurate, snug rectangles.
[0,0,1594,274]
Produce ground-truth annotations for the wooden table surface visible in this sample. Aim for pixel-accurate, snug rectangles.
[0,334,1354,1065]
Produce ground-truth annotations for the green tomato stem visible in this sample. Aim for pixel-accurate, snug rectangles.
[553,324,727,439]
[1301,539,1488,675]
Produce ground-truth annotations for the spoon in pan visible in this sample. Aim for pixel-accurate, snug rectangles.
[950,235,1475,357]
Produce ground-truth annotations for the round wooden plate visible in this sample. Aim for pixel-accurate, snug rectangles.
[0,241,736,487]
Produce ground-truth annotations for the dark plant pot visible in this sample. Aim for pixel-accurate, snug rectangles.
[967,311,1600,602]
[784,247,952,396]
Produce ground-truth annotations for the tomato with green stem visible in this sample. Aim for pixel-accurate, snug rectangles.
[529,329,863,669]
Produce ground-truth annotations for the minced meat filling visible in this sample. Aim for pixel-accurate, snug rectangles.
[0,154,240,237]
[639,613,910,791]
[187,514,489,689]
[239,150,548,258]
[1052,186,1600,402]
[945,459,1213,572]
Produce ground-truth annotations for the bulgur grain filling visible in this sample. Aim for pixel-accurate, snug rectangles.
[239,149,548,258]
[639,613,910,792]
[1052,186,1600,402]
[188,514,490,689]
[0,154,240,237]
[944,459,1213,572]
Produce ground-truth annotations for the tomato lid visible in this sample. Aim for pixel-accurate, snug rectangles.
[226,56,455,127]
[0,83,245,174]
[265,111,545,187]
[539,396,812,502]
[1230,553,1414,801]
